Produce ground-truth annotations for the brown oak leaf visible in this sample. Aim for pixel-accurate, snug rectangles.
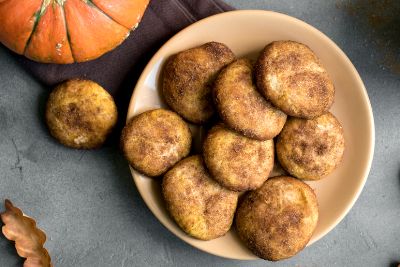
[1,199,52,267]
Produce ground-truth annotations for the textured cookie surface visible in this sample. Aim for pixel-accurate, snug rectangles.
[236,176,319,261]
[46,79,117,149]
[276,112,345,180]
[203,124,274,191]
[162,155,238,240]
[121,109,191,177]
[256,41,334,118]
[163,42,235,124]
[214,59,286,140]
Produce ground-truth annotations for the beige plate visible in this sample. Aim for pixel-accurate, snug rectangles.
[126,10,375,260]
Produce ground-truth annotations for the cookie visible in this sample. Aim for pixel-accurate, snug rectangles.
[236,176,319,261]
[214,59,286,140]
[121,109,191,177]
[256,41,334,118]
[276,112,345,180]
[162,155,238,240]
[203,124,274,191]
[163,42,235,124]
[45,79,117,149]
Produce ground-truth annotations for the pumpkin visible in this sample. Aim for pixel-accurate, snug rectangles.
[0,0,149,64]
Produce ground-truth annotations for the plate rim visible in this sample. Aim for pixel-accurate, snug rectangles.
[126,9,375,260]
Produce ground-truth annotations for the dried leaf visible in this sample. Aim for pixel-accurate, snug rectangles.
[1,200,52,267]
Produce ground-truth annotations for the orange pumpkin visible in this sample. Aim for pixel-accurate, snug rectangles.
[0,0,149,64]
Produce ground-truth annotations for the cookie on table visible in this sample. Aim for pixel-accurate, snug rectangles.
[236,176,319,261]
[121,109,191,177]
[276,112,345,180]
[46,79,117,149]
[162,155,238,240]
[162,42,235,124]
[255,41,334,118]
[203,124,274,191]
[214,59,286,140]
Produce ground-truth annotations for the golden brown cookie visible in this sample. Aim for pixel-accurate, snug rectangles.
[121,109,191,177]
[276,112,345,180]
[236,176,319,261]
[162,42,235,124]
[203,124,274,191]
[256,41,335,118]
[45,79,117,149]
[214,59,286,140]
[162,155,238,240]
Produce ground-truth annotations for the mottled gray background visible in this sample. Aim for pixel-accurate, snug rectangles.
[0,1,399,266]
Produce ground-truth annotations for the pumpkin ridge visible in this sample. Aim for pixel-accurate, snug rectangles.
[22,0,49,55]
[84,0,130,31]
[61,2,77,62]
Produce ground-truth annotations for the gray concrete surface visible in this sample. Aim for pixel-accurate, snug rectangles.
[0,1,399,266]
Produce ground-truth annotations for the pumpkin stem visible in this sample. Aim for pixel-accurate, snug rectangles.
[39,0,51,16]
[55,0,66,5]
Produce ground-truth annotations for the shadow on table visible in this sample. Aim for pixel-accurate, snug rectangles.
[391,167,400,267]
[0,233,24,266]
[336,0,400,74]
[106,147,182,239]
[106,147,225,262]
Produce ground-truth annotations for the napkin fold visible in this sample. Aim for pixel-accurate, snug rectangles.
[18,0,234,117]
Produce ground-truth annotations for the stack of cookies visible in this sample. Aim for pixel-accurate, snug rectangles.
[121,41,345,261]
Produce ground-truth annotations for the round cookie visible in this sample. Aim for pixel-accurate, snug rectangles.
[236,176,319,261]
[45,79,117,149]
[203,124,274,191]
[162,155,238,240]
[162,42,235,124]
[276,112,345,180]
[121,109,191,177]
[255,41,335,118]
[214,59,286,140]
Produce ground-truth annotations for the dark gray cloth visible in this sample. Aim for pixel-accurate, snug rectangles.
[17,0,233,117]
